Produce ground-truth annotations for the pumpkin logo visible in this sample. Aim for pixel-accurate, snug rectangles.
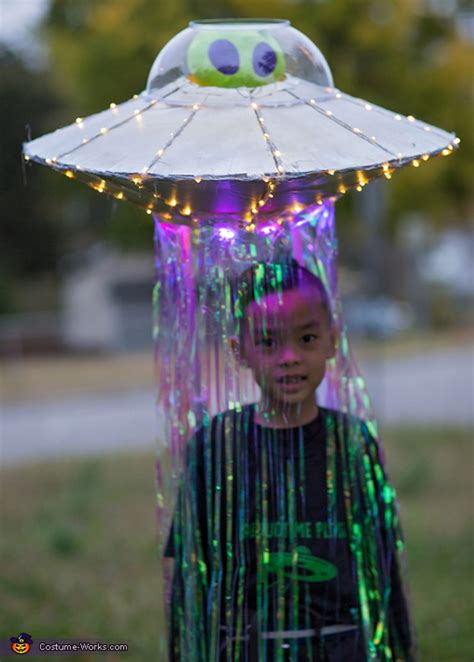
[10,633,33,655]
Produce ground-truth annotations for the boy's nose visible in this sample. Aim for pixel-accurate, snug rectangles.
[278,346,301,366]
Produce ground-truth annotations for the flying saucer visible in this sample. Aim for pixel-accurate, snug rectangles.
[23,19,458,222]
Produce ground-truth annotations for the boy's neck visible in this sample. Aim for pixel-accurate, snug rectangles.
[254,399,319,429]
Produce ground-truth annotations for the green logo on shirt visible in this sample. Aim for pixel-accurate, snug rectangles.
[264,546,337,582]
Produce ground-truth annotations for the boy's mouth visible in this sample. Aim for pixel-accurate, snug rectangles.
[276,375,308,384]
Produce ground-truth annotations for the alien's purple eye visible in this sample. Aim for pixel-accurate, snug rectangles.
[208,39,240,75]
[252,42,277,77]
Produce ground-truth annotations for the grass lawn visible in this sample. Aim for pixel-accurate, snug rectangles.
[1,426,472,661]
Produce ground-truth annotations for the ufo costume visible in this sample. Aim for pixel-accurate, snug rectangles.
[23,18,457,661]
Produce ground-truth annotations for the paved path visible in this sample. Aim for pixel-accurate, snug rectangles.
[2,346,472,466]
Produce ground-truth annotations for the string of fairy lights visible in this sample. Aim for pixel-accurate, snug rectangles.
[23,83,460,229]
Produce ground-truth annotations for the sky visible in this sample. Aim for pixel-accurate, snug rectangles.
[0,0,49,54]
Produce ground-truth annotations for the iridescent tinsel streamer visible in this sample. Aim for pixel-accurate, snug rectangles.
[154,201,417,661]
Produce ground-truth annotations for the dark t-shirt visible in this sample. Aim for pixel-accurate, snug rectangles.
[165,404,414,661]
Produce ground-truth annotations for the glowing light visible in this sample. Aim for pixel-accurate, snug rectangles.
[365,104,372,110]
[412,159,420,167]
[292,203,303,213]
[335,92,342,98]
[277,165,284,173]
[168,198,178,207]
[75,117,84,124]
[100,127,108,134]
[133,94,138,99]
[274,150,281,157]
[338,185,347,194]
[194,177,202,183]
[260,225,276,235]
[407,115,415,122]
[251,103,258,109]
[110,102,117,109]
[353,127,361,133]
[325,110,333,116]
[82,138,88,144]
[356,185,363,191]
[217,227,236,240]
[442,148,450,156]
[328,170,335,176]
[114,192,124,200]
[24,155,30,161]
[258,117,265,123]
[422,154,430,161]
[64,170,74,179]
[157,149,164,156]
[182,206,191,215]
[384,171,392,179]
[131,176,142,185]
[454,137,461,144]
[263,133,270,140]
[193,104,200,110]
[424,126,431,132]
[146,209,152,215]
[394,114,402,121]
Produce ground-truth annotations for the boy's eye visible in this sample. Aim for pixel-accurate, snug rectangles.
[302,334,318,343]
[256,337,275,348]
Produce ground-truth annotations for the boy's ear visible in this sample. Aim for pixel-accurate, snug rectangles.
[229,335,248,367]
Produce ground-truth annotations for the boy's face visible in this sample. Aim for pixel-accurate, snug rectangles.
[236,285,335,408]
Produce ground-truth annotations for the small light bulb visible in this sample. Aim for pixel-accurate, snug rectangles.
[110,102,117,109]
[75,117,84,124]
[335,92,342,98]
[394,114,402,121]
[251,102,258,109]
[168,198,177,207]
[146,209,152,215]
[328,170,335,176]
[353,127,361,133]
[64,170,74,179]
[114,192,124,200]
[356,185,362,192]
[453,137,461,145]
[100,127,108,134]
[192,104,200,110]
[422,154,430,161]
[325,110,333,116]
[412,159,420,167]
[274,150,281,157]
[365,104,372,110]
[194,177,202,183]
[441,148,450,156]
[407,115,415,122]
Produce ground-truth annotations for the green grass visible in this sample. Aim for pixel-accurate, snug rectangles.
[1,427,472,661]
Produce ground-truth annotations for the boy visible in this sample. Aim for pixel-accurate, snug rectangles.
[165,261,416,661]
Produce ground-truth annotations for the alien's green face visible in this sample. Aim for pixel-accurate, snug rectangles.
[187,30,286,88]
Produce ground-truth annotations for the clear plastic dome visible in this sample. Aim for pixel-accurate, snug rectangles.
[146,19,334,95]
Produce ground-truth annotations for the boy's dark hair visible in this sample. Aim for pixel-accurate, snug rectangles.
[233,260,332,327]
